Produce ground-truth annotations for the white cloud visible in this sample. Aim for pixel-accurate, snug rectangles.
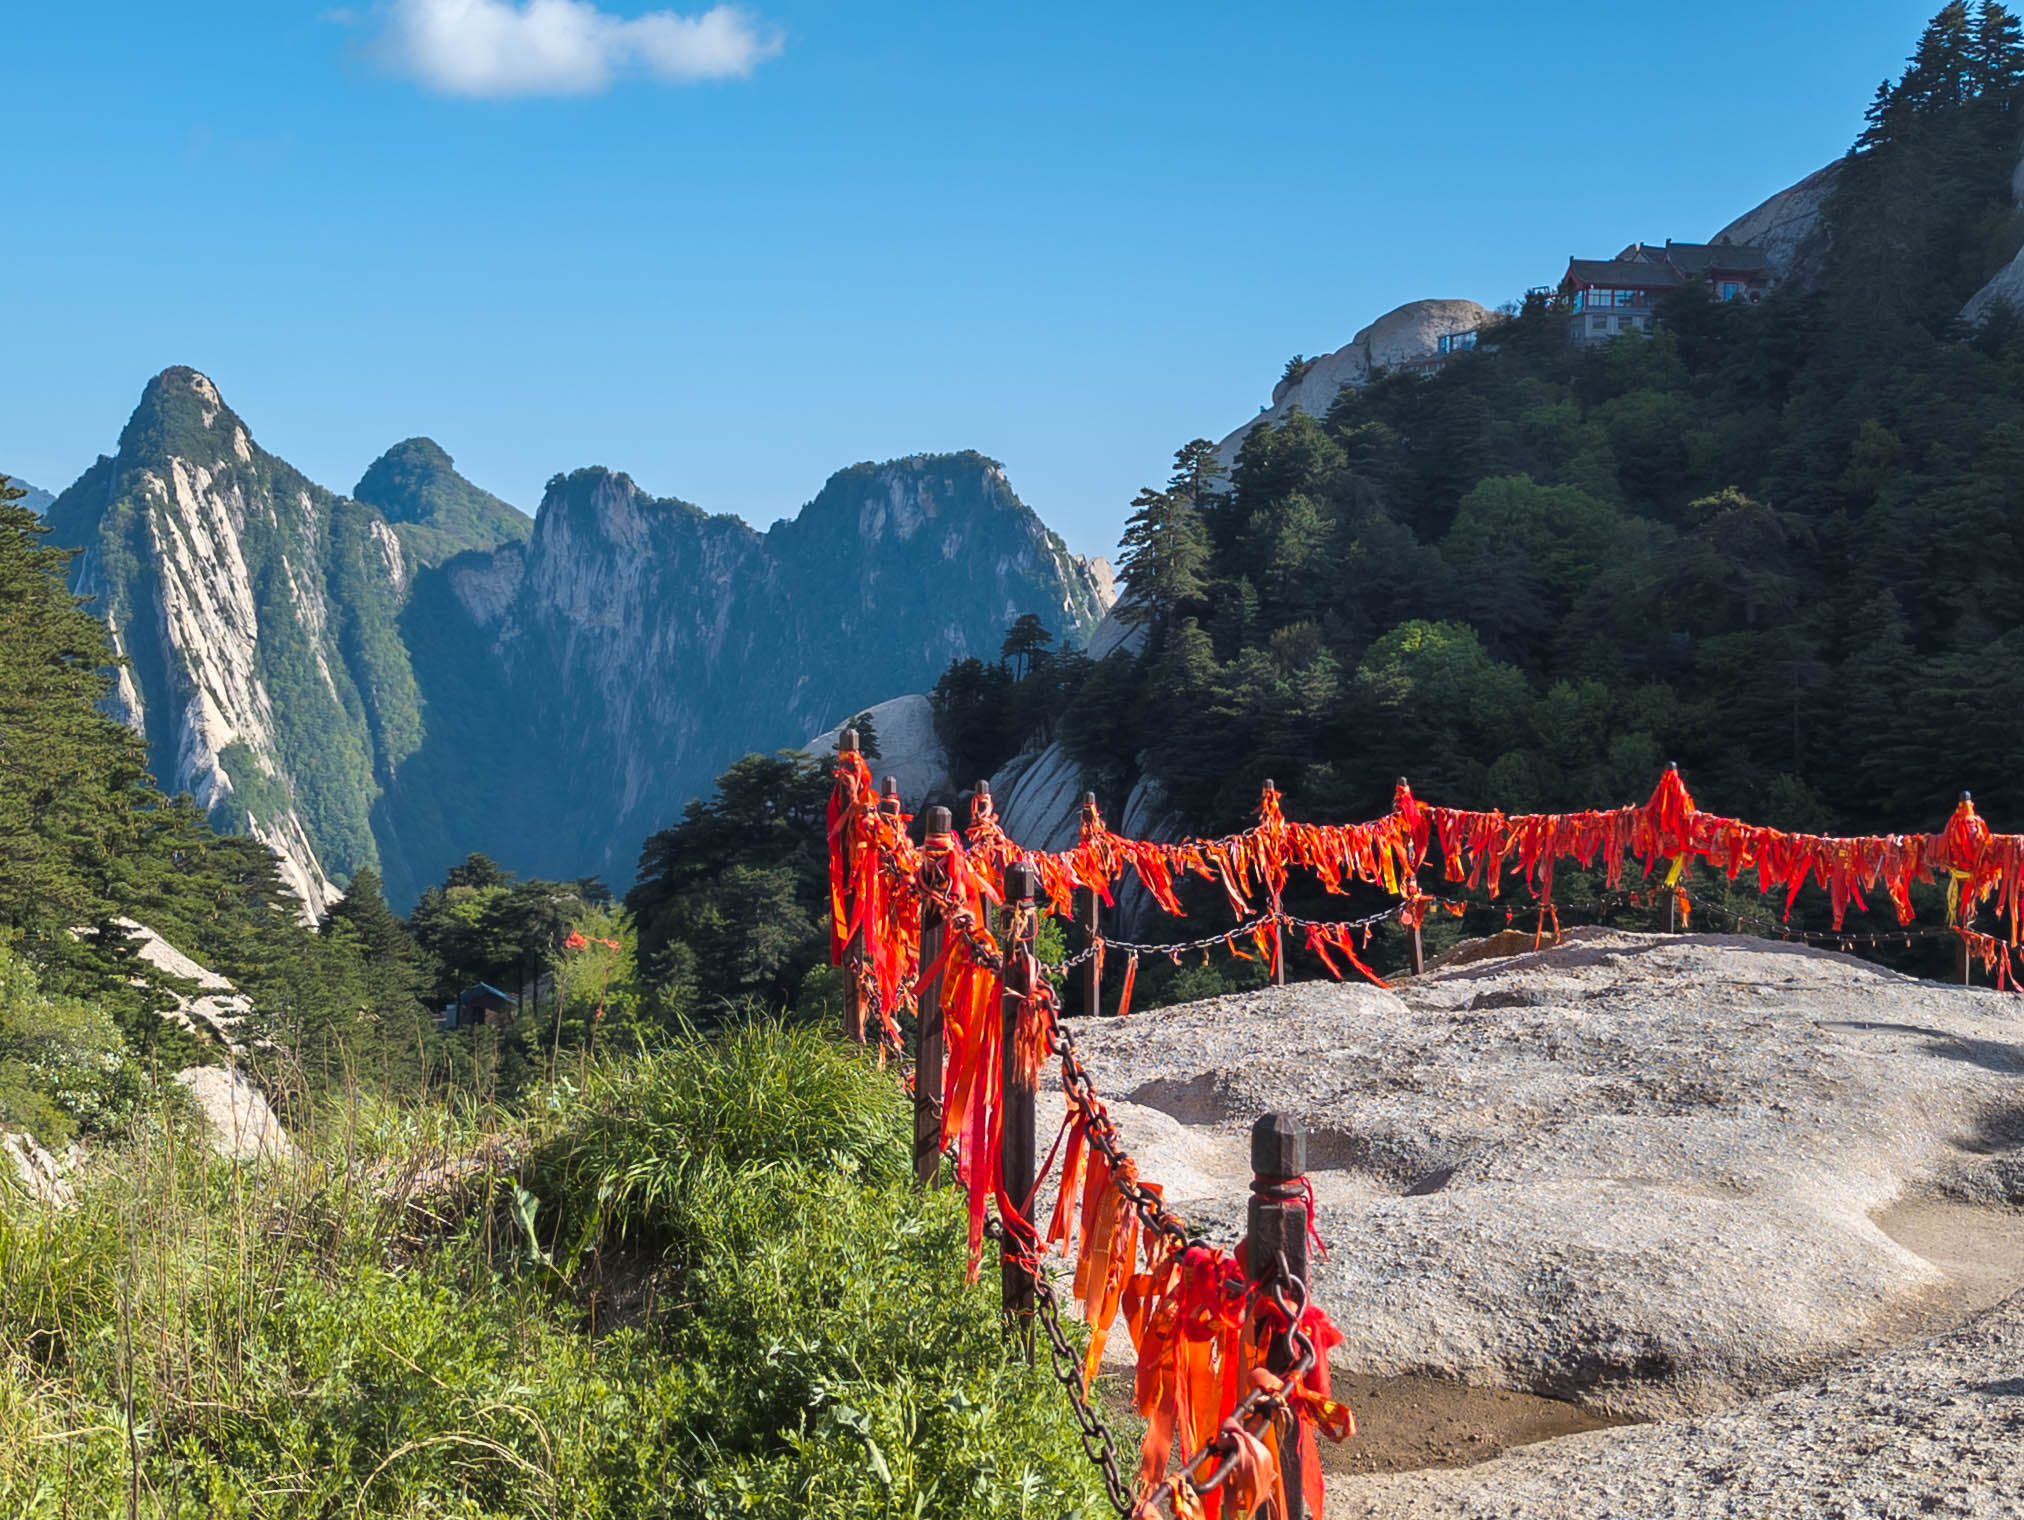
[374,0,782,97]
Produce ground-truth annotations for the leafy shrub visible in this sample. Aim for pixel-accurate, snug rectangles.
[0,1026,1113,1517]
[526,1019,911,1254]
[0,944,137,1148]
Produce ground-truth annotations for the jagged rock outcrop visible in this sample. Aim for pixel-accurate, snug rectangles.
[1711,161,1841,288]
[117,918,251,1050]
[988,743,1179,935]
[174,1066,292,1162]
[1215,300,1497,467]
[1,1132,75,1207]
[805,694,952,806]
[47,371,1111,908]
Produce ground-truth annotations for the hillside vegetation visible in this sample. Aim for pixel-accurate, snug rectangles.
[0,1029,1109,1518]
[1048,2,2024,844]
[5,7,2021,1513]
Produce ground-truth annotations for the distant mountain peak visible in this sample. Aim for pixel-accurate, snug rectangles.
[354,435,530,569]
[120,366,258,471]
[50,370,1114,912]
[3,474,54,516]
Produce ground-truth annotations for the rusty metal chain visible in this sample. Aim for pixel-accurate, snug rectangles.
[986,1217,1140,1516]
[1164,1262,1317,1504]
[866,824,1335,1518]
[1037,899,1459,975]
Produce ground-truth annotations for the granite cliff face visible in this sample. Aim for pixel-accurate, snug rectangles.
[48,370,1111,908]
[47,369,416,915]
[374,455,1108,900]
[1711,161,1841,287]
[1214,299,1496,468]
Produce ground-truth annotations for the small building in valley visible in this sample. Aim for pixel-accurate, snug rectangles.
[440,982,517,1031]
[1560,239,1773,345]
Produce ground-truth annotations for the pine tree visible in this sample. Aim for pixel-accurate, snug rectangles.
[326,867,439,1089]
[1856,79,1902,151]
[1969,0,2024,98]
[1116,481,1210,634]
[1000,613,1056,679]
[0,479,152,976]
[844,709,883,761]
[1900,3,1976,113]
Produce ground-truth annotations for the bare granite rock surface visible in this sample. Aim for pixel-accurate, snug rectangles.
[1710,162,1840,289]
[805,692,952,806]
[0,1131,75,1207]
[1214,299,1496,468]
[1050,931,2024,1428]
[175,1065,293,1163]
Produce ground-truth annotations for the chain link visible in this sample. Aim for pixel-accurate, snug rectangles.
[986,1218,1140,1515]
[1036,898,1462,976]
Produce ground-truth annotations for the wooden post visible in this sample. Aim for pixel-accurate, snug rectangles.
[1400,777,1425,976]
[1248,1113,1310,1520]
[1080,881,1102,1015]
[915,805,953,1186]
[1079,791,1102,1017]
[839,728,867,1042]
[1665,761,1681,934]
[1265,778,1285,986]
[1958,791,1974,987]
[1000,859,1040,1356]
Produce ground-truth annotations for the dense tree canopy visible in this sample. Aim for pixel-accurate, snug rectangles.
[1023,3,2024,849]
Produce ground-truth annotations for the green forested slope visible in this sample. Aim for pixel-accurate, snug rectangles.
[1058,2,2024,843]
[353,435,531,568]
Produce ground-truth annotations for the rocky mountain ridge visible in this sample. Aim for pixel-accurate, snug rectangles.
[49,370,413,914]
[49,369,1112,908]
[5,474,53,515]
[352,436,531,569]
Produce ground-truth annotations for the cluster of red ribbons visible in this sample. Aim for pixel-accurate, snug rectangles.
[829,753,2021,1515]
[953,765,2024,974]
[830,750,1352,1517]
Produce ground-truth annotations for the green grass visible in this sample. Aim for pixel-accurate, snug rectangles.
[0,1025,1114,1518]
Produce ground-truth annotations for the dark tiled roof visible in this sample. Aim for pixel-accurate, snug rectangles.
[1663,241,1771,275]
[1566,258,1684,288]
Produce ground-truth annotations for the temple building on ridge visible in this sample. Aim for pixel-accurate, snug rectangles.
[1560,240,1773,345]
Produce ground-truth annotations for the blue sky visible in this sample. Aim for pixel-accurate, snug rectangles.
[3,2,1941,559]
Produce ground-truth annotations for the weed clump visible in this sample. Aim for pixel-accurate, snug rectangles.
[0,1024,1114,1517]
